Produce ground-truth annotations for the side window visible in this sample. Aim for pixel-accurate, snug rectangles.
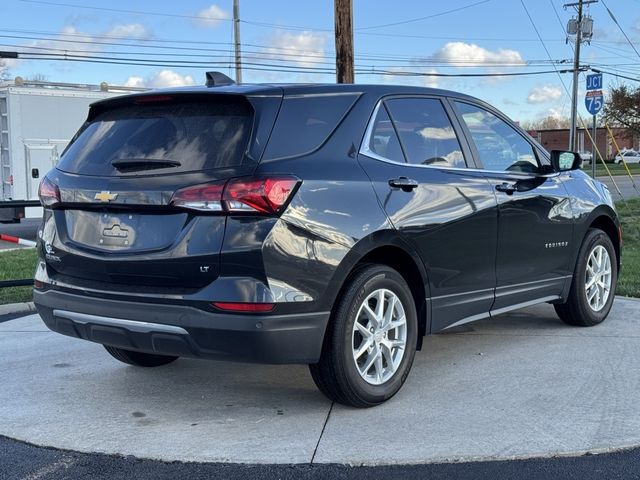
[384,98,467,168]
[455,102,540,173]
[263,93,359,160]
[366,104,405,163]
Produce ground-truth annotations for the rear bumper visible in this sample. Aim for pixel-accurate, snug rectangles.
[34,289,329,364]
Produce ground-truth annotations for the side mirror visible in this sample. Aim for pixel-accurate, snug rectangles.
[550,150,581,172]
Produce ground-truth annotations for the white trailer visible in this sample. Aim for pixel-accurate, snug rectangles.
[0,79,143,221]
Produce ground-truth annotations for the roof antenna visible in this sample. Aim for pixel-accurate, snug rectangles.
[205,71,236,87]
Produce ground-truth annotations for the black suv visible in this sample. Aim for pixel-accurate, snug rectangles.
[34,75,621,407]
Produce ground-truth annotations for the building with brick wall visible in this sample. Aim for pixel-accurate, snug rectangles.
[527,127,639,161]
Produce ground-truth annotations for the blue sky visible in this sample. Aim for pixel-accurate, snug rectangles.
[2,0,640,122]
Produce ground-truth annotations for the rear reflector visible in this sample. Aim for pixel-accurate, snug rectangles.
[212,302,275,312]
[170,176,300,215]
[38,176,60,208]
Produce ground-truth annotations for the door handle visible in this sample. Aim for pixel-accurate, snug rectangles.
[31,168,39,179]
[389,177,418,192]
[495,182,518,195]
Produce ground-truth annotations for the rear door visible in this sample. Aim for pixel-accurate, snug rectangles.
[358,96,498,332]
[42,93,280,291]
[451,100,573,312]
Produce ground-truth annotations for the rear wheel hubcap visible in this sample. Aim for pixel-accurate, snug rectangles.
[351,289,407,385]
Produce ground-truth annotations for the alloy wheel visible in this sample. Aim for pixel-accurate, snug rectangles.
[351,288,407,385]
[585,245,612,312]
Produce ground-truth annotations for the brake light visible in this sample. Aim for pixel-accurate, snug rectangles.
[38,177,60,207]
[170,176,300,215]
[134,95,173,104]
[212,302,275,312]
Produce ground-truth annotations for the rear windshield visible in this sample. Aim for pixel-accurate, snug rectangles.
[57,97,253,176]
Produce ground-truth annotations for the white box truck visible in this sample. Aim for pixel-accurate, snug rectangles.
[0,78,143,221]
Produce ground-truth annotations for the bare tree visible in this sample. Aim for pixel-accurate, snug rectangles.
[521,115,571,131]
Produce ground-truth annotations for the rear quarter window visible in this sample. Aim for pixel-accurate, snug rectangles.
[57,96,254,176]
[262,93,359,160]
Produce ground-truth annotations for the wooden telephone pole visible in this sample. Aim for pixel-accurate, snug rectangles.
[334,0,354,83]
[233,0,242,83]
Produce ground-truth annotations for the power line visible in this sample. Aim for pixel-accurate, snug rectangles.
[356,0,490,30]
[599,0,640,60]
[591,68,640,82]
[1,34,572,68]
[18,0,232,23]
[13,51,572,78]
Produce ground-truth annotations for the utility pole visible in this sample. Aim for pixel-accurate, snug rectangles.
[233,0,242,84]
[565,0,597,151]
[334,0,354,83]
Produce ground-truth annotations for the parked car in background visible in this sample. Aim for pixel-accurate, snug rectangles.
[34,74,621,407]
[578,151,593,164]
[614,149,640,164]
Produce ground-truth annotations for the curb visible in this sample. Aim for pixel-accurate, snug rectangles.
[0,302,35,316]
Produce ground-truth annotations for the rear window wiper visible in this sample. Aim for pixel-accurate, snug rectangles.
[111,158,181,172]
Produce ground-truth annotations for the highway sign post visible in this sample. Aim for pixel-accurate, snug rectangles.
[585,73,604,178]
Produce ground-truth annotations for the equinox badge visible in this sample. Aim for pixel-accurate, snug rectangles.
[95,191,118,202]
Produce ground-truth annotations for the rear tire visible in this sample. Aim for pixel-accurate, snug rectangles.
[309,265,418,408]
[554,228,617,327]
[103,345,178,367]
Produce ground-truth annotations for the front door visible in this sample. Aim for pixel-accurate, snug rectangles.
[358,96,498,332]
[452,100,573,313]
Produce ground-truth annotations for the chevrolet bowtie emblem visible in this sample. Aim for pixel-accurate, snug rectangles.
[94,191,118,202]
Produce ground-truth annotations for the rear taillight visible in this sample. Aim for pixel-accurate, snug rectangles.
[170,182,225,212]
[170,176,300,215]
[38,177,60,208]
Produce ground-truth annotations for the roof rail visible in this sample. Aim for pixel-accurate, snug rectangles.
[205,71,236,87]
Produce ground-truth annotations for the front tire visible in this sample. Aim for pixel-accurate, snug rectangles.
[103,345,178,367]
[309,265,418,408]
[555,228,617,326]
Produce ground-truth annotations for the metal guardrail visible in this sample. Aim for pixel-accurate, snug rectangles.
[0,200,39,289]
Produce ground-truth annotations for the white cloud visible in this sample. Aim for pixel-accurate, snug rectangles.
[421,68,439,88]
[123,76,145,88]
[124,70,195,89]
[104,23,150,40]
[434,42,524,66]
[194,4,230,28]
[262,31,328,68]
[527,85,563,104]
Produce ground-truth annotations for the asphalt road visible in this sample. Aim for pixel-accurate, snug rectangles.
[2,435,640,480]
[598,175,640,200]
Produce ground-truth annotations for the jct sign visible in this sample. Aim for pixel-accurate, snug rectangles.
[586,73,603,90]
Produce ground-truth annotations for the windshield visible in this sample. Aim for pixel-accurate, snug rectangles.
[57,97,254,176]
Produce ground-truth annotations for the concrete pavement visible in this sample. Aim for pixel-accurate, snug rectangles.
[1,298,639,465]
